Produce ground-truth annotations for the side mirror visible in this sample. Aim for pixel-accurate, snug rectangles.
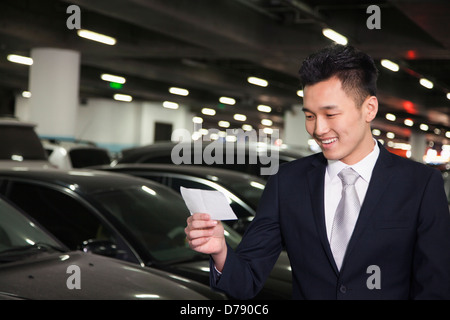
[81,239,118,257]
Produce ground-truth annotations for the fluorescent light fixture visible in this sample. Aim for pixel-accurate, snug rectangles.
[386,132,395,139]
[419,78,433,89]
[297,90,304,97]
[372,129,381,136]
[261,119,273,126]
[113,94,132,102]
[257,104,272,113]
[201,108,216,116]
[22,91,31,98]
[247,76,268,87]
[242,124,253,131]
[218,121,230,128]
[385,113,396,121]
[192,116,203,124]
[219,97,236,105]
[420,123,429,131]
[163,101,179,109]
[404,119,414,127]
[233,114,247,121]
[322,28,348,45]
[169,87,189,96]
[101,73,126,84]
[77,29,116,45]
[381,59,399,72]
[7,54,33,66]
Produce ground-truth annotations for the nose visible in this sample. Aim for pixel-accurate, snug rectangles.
[314,116,330,137]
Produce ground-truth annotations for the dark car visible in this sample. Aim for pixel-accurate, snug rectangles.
[0,168,292,299]
[116,141,313,179]
[0,196,225,300]
[0,118,52,169]
[92,163,266,234]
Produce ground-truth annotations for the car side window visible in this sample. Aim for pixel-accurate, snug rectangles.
[5,182,115,251]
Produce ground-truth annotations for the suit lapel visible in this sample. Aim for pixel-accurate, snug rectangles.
[307,154,338,272]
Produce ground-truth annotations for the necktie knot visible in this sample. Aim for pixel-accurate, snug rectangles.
[338,167,360,186]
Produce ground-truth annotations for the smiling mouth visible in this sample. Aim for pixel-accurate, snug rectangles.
[320,137,338,145]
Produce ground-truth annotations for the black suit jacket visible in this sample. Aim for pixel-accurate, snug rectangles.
[211,143,450,299]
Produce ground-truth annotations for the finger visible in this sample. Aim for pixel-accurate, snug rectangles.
[186,227,215,241]
[188,236,211,249]
[191,213,212,221]
[190,219,218,230]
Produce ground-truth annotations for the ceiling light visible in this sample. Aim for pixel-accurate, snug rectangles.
[385,113,396,121]
[192,117,203,124]
[101,73,126,84]
[446,131,450,139]
[322,28,348,45]
[420,123,429,131]
[386,132,395,139]
[242,124,252,131]
[22,91,31,98]
[218,121,230,128]
[163,101,179,109]
[169,87,189,96]
[261,119,273,126]
[372,129,381,136]
[77,29,116,45]
[201,108,216,116]
[419,78,433,89]
[404,119,414,127]
[257,105,272,113]
[233,114,247,121]
[247,76,268,87]
[297,90,304,97]
[447,93,450,100]
[113,94,132,102]
[380,59,399,72]
[219,97,236,105]
[7,54,33,65]
[263,128,273,134]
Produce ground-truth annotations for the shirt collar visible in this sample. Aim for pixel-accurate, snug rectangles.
[326,139,380,183]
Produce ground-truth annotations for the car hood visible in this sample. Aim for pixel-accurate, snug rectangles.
[163,251,292,299]
[0,250,224,300]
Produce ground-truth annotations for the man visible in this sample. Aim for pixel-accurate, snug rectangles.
[185,44,450,299]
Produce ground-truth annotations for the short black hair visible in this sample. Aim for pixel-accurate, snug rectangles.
[299,44,378,106]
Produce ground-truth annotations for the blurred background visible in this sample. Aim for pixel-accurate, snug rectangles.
[1,0,449,165]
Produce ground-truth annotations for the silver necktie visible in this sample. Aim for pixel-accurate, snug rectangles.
[330,167,361,270]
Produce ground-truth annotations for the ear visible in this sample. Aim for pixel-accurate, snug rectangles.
[364,96,378,122]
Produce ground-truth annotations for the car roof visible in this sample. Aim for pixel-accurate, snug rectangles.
[105,163,266,184]
[0,168,162,194]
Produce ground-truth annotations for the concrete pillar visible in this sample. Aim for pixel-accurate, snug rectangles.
[283,104,311,150]
[28,48,80,139]
[409,131,427,163]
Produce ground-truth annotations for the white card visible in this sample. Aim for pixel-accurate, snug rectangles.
[180,186,238,220]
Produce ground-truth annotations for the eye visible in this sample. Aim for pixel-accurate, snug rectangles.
[326,113,338,118]
[304,113,315,120]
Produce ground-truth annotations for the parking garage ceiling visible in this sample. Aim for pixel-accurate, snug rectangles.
[0,0,449,147]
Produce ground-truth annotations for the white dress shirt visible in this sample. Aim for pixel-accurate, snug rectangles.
[324,140,380,241]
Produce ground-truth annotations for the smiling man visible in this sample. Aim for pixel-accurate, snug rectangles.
[185,44,450,299]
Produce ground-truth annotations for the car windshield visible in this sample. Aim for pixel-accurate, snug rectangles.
[223,178,265,209]
[91,184,242,264]
[0,199,64,261]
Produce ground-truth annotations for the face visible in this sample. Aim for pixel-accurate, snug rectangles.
[302,76,378,165]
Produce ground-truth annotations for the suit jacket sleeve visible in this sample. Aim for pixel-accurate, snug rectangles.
[412,168,450,299]
[209,172,284,299]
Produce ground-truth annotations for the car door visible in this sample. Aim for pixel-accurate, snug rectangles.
[0,179,141,264]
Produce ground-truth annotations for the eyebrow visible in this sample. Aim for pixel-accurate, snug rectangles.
[302,105,339,113]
